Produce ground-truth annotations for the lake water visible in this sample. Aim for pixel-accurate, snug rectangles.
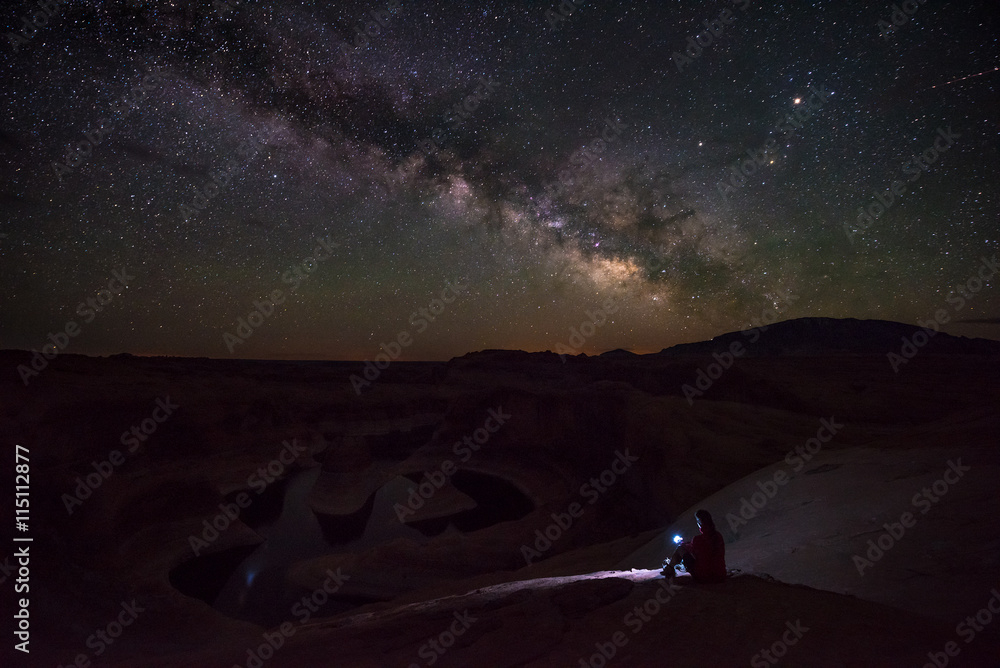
[212,467,437,626]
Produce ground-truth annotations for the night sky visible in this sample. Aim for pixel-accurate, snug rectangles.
[1,0,998,361]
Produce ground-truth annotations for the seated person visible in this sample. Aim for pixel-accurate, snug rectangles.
[663,509,726,583]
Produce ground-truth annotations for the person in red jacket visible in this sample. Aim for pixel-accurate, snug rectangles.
[663,509,727,583]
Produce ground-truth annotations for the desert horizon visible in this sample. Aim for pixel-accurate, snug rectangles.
[8,314,1000,364]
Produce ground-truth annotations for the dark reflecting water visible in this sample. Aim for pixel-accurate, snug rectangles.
[212,468,436,627]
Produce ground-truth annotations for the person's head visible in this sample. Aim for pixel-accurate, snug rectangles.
[695,509,715,532]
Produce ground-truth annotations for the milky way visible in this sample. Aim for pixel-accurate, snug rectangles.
[1,0,998,360]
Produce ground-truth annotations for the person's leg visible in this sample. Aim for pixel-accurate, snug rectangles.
[665,544,695,574]
[666,545,686,567]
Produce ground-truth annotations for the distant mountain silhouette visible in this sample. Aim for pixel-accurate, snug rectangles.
[656,317,1000,357]
[598,348,639,358]
[448,318,1000,364]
